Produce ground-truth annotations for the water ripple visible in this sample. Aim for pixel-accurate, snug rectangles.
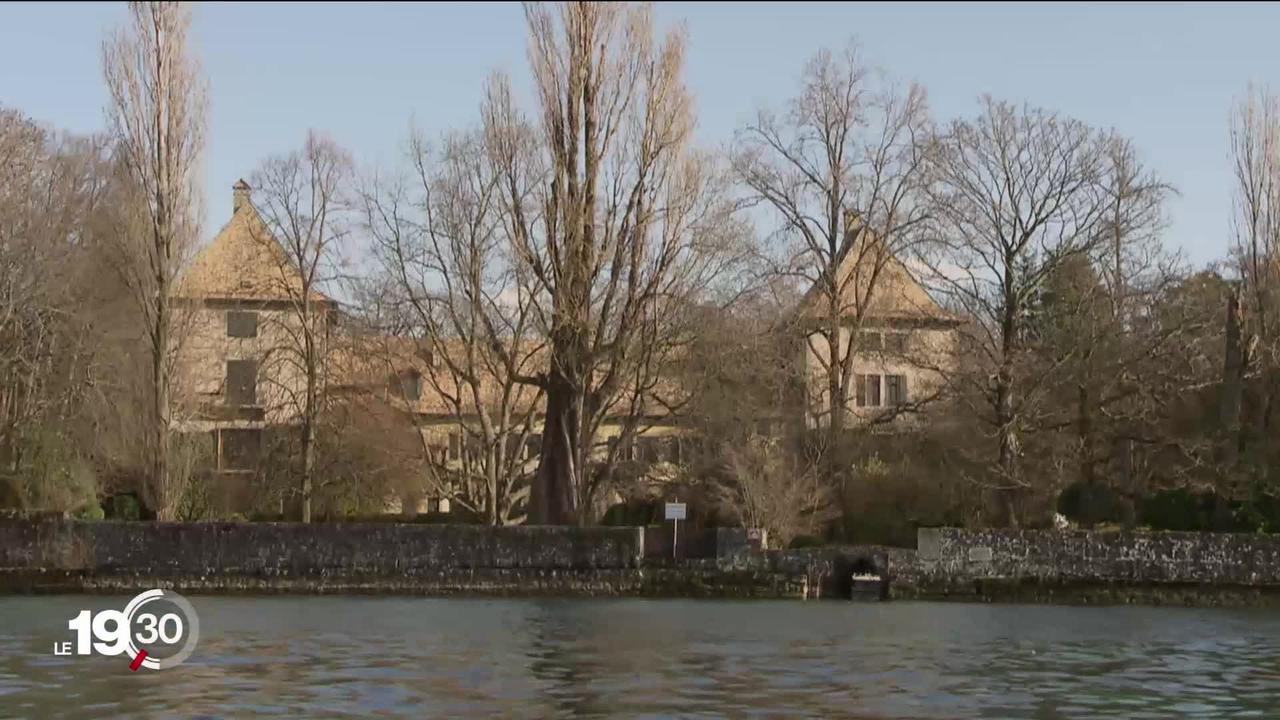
[1,598,1278,718]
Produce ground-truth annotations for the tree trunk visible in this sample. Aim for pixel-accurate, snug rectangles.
[995,372,1020,529]
[532,370,580,525]
[1077,383,1095,486]
[152,275,172,521]
[1221,289,1247,466]
[300,417,314,523]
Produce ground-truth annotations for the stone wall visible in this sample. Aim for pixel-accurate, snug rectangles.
[8,516,1279,604]
[889,527,1280,605]
[0,516,828,599]
[0,515,647,595]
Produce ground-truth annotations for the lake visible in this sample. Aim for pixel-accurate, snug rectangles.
[1,596,1278,718]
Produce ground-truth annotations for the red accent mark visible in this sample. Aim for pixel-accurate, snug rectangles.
[129,649,148,672]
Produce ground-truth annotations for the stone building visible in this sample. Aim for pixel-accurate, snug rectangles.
[172,182,958,517]
[797,231,962,429]
[172,181,687,518]
[172,180,339,511]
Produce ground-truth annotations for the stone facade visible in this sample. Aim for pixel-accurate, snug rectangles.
[173,180,338,480]
[889,527,1280,605]
[797,230,962,429]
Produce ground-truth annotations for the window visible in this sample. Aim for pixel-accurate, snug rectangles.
[885,332,907,355]
[398,370,422,402]
[225,360,258,406]
[220,428,261,470]
[637,436,663,463]
[447,431,461,462]
[226,311,258,338]
[856,373,882,407]
[886,374,908,406]
[860,331,883,352]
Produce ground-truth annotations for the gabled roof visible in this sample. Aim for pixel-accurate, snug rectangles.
[797,222,961,326]
[174,180,329,303]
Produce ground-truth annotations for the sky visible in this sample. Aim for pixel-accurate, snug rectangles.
[2,2,1278,267]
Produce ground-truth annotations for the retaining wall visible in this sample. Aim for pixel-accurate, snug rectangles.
[889,527,1280,605]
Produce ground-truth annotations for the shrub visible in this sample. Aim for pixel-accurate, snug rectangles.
[74,503,104,521]
[788,534,823,549]
[1057,481,1134,528]
[103,493,142,521]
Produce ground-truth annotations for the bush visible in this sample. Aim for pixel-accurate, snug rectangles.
[1057,481,1134,528]
[788,534,823,549]
[1138,488,1253,532]
[103,493,142,521]
[601,498,659,527]
[74,503,104,521]
[0,478,23,509]
[1236,492,1280,533]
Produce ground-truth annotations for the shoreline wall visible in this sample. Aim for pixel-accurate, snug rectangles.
[5,514,1280,605]
[888,527,1280,605]
[0,515,830,598]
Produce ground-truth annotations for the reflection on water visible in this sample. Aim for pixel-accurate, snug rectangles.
[1,596,1278,718]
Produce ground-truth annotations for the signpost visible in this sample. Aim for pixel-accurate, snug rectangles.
[664,502,687,560]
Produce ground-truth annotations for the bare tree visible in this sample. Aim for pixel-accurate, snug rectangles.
[716,435,836,548]
[102,1,206,520]
[733,42,932,437]
[1031,139,1177,494]
[362,128,545,525]
[248,131,351,522]
[1227,86,1280,464]
[0,107,114,511]
[920,97,1114,526]
[487,3,742,524]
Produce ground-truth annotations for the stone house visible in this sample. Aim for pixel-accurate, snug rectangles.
[172,180,339,511]
[171,183,958,516]
[796,230,962,430]
[172,181,688,517]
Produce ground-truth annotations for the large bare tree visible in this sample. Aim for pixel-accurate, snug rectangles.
[102,1,206,520]
[363,127,545,525]
[0,107,114,511]
[920,97,1114,526]
[249,131,351,522]
[1227,86,1280,466]
[733,42,932,438]
[487,3,740,524]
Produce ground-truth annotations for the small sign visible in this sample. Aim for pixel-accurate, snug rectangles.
[664,502,687,521]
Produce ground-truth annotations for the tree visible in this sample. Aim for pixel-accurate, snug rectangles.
[487,3,741,524]
[101,1,207,520]
[1228,86,1280,468]
[248,131,352,522]
[716,435,836,548]
[733,42,932,439]
[362,127,544,525]
[1029,140,1176,497]
[0,106,113,511]
[920,98,1114,526]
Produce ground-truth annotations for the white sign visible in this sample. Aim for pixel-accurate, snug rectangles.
[664,502,687,521]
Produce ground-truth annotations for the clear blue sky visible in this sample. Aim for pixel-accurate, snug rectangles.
[2,2,1276,266]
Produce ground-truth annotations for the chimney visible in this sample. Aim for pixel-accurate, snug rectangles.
[232,179,251,213]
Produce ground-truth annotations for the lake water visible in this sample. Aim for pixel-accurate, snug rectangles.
[1,596,1278,718]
